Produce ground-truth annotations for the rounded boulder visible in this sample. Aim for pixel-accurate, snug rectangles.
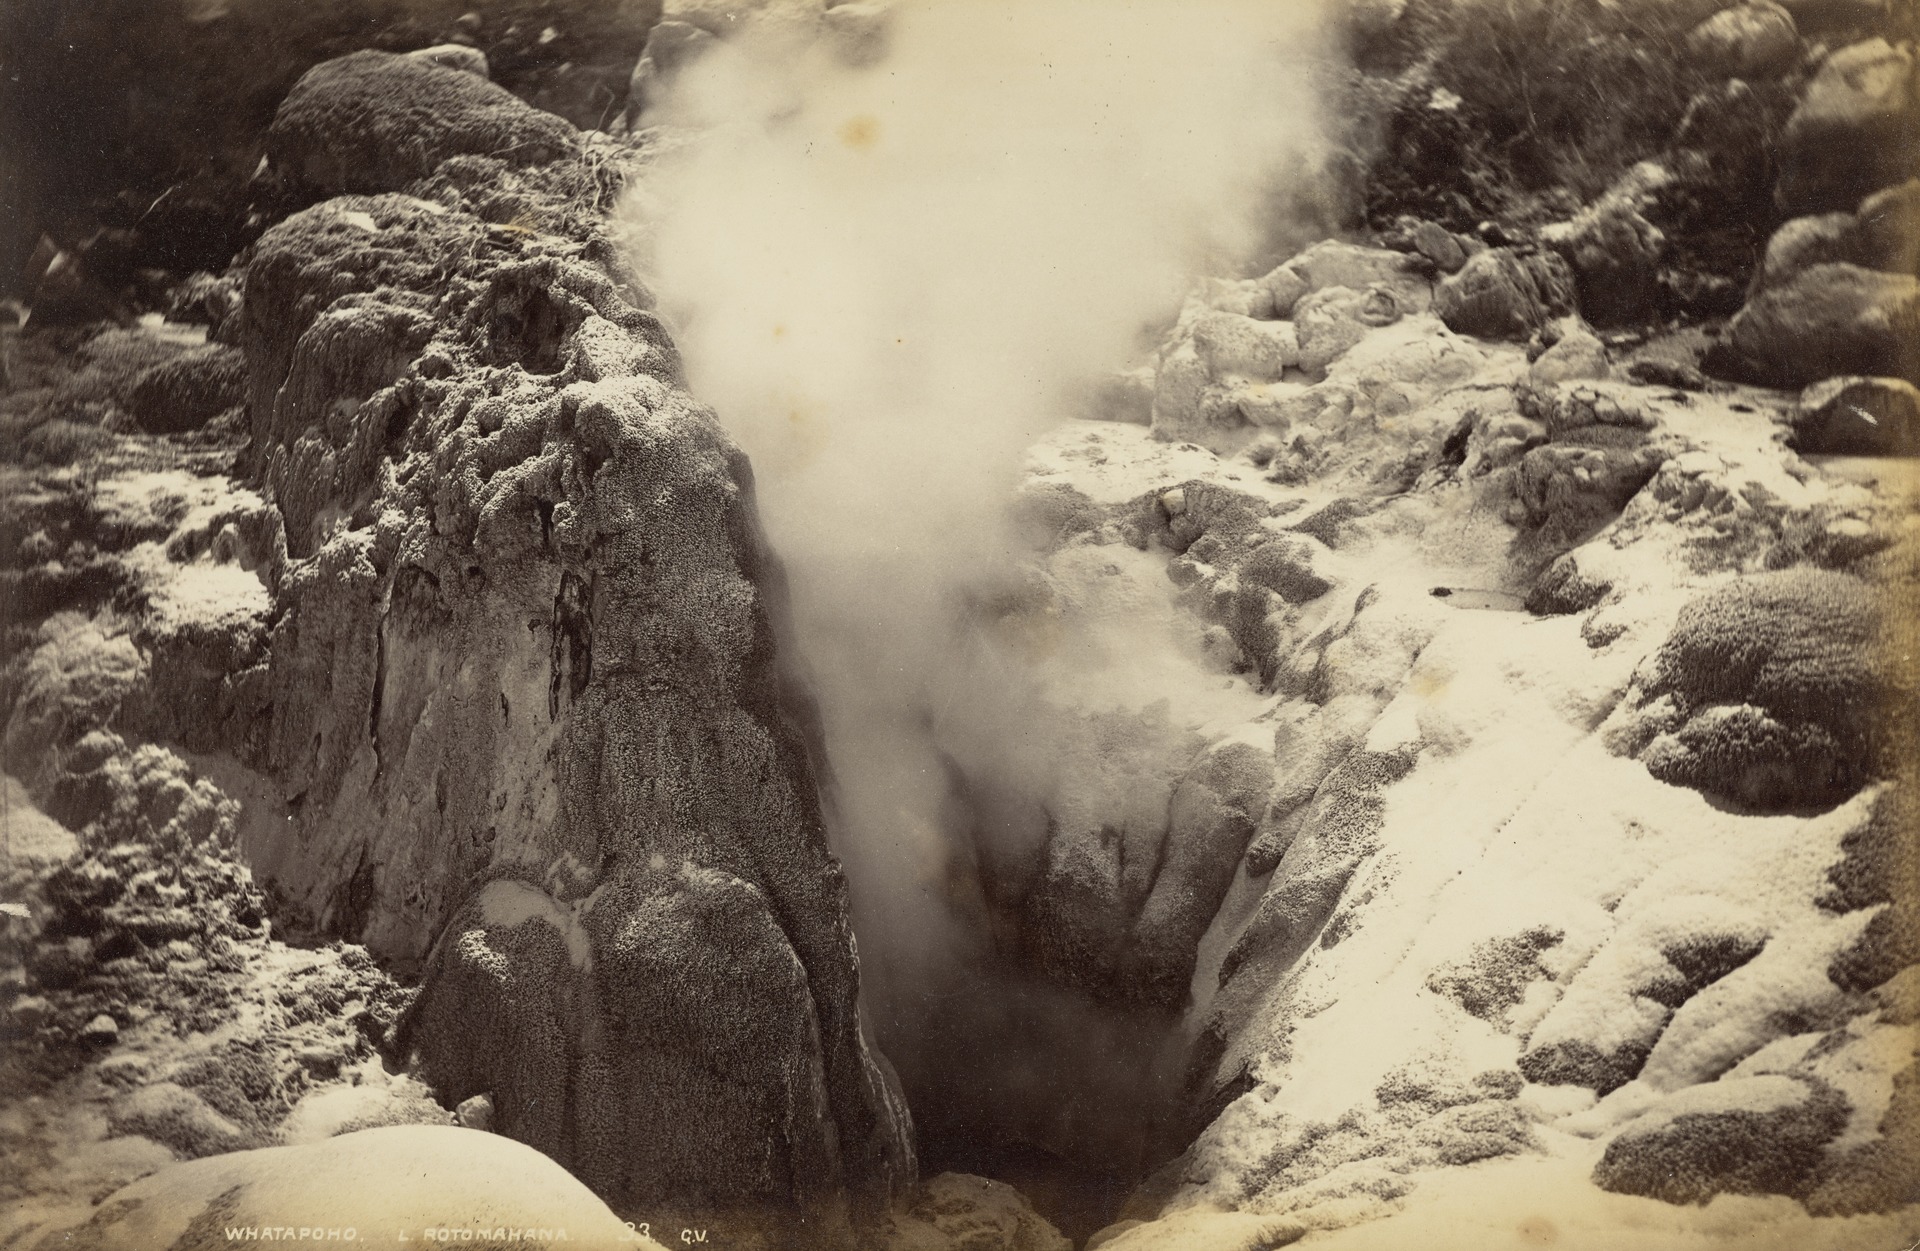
[62,1125,664,1249]
[267,50,578,196]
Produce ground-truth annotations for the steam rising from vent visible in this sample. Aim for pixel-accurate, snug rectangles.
[623,0,1339,1176]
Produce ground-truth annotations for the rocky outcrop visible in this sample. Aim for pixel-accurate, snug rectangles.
[228,121,910,1249]
[1147,242,1446,451]
[1709,34,1920,390]
[1542,199,1665,329]
[4,44,914,1246]
[1432,248,1576,340]
[977,218,1920,1239]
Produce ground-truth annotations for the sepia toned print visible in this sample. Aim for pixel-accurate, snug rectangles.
[1,0,1915,1247]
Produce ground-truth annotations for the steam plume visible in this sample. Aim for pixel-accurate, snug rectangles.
[623,0,1339,1171]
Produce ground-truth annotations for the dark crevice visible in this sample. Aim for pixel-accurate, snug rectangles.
[367,613,387,780]
[549,569,593,719]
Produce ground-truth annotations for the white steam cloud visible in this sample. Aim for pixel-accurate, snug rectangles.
[623,0,1339,1153]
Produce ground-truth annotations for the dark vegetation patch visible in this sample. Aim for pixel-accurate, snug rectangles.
[1593,1080,1851,1204]
[1348,0,1722,228]
[1627,569,1904,810]
[1426,927,1564,1023]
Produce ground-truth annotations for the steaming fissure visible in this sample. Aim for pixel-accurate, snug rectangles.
[630,2,1346,1237]
[4,0,1919,1247]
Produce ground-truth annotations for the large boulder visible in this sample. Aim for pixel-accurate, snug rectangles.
[59,1125,665,1249]
[1543,200,1666,327]
[266,51,579,196]
[1791,375,1920,455]
[1775,39,1920,215]
[1753,181,1920,295]
[1751,212,1865,294]
[1850,178,1920,277]
[126,343,246,435]
[1718,262,1920,388]
[1432,248,1576,340]
[1685,2,1801,79]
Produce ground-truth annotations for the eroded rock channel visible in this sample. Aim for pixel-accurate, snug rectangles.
[3,3,1919,1250]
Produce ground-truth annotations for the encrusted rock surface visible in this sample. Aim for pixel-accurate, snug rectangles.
[978,212,1920,1239]
[4,44,912,1248]
[237,116,907,1251]
[6,5,1920,1249]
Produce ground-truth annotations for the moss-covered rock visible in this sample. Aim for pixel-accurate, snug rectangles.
[266,50,579,196]
[126,344,247,436]
[1593,1076,1850,1204]
[1620,569,1902,809]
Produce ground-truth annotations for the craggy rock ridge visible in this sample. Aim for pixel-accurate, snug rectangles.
[925,4,1920,1222]
[4,45,911,1248]
[239,50,913,1240]
[986,251,1919,1245]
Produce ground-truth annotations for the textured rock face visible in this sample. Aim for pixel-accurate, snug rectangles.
[1604,569,1902,810]
[397,872,853,1227]
[981,222,1920,1238]
[267,51,580,195]
[56,50,920,1240]
[230,180,911,1231]
[3,42,913,1235]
